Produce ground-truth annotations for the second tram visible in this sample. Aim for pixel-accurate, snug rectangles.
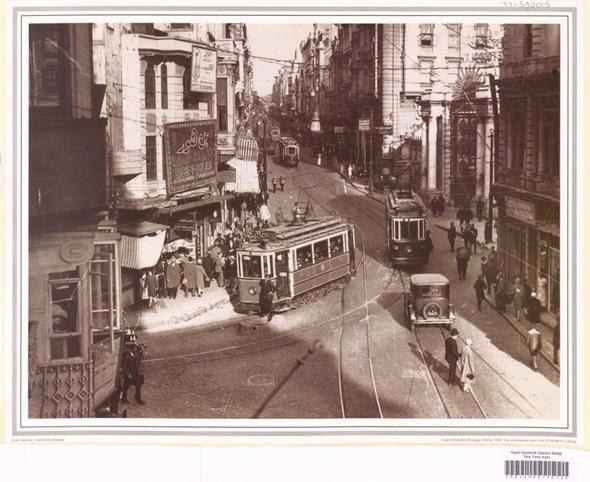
[236,216,355,312]
[385,189,429,267]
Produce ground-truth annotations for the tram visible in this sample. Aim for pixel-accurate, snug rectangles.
[277,136,300,167]
[236,215,355,312]
[385,189,429,267]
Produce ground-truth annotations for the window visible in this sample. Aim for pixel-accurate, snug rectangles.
[183,64,203,110]
[448,24,461,50]
[420,59,434,85]
[241,254,262,278]
[543,111,559,177]
[170,23,191,30]
[217,77,228,132]
[314,240,329,262]
[145,136,157,181]
[329,235,345,256]
[399,220,420,240]
[474,24,489,49]
[296,245,313,269]
[144,62,155,109]
[419,24,434,47]
[510,111,525,170]
[160,64,168,109]
[29,24,65,109]
[49,270,82,360]
[90,243,120,331]
[524,24,534,58]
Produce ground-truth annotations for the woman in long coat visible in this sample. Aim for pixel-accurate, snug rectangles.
[195,257,208,296]
[182,257,198,297]
[458,338,476,392]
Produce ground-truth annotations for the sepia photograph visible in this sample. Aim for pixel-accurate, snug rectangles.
[21,12,569,429]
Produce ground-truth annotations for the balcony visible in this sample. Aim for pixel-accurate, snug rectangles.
[29,118,107,217]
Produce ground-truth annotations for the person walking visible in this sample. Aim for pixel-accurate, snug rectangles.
[448,222,457,252]
[463,226,472,250]
[121,330,146,405]
[484,257,498,295]
[155,259,167,298]
[183,257,198,297]
[214,253,225,288]
[139,271,149,308]
[203,250,215,288]
[464,206,474,225]
[494,273,508,313]
[146,270,158,307]
[512,278,526,320]
[271,177,279,193]
[279,176,286,192]
[476,197,485,221]
[473,275,487,311]
[437,194,446,216]
[165,255,182,299]
[522,277,532,309]
[456,247,470,280]
[424,230,434,263]
[430,197,439,217]
[259,276,275,321]
[484,220,493,245]
[445,328,461,386]
[470,224,479,254]
[458,338,476,392]
[537,275,548,311]
[526,292,542,324]
[195,257,208,296]
[457,207,466,229]
[526,326,542,372]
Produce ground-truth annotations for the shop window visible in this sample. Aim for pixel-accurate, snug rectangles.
[90,243,120,331]
[329,235,344,256]
[524,24,534,58]
[241,254,262,278]
[144,63,156,109]
[474,24,489,49]
[160,64,168,109]
[314,240,329,262]
[217,77,228,132]
[447,24,461,50]
[145,136,157,181]
[49,271,82,360]
[296,245,313,269]
[419,24,434,47]
[510,110,525,170]
[29,24,66,110]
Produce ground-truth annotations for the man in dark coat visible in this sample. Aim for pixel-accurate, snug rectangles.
[445,328,461,385]
[121,331,145,405]
[437,194,446,215]
[202,250,215,287]
[183,257,198,297]
[522,277,532,308]
[526,292,542,324]
[448,222,457,252]
[484,220,493,245]
[424,230,434,263]
[457,208,466,228]
[473,275,487,311]
[155,259,167,298]
[464,207,474,225]
[165,255,182,299]
[470,224,479,254]
[484,258,498,295]
[430,197,439,217]
[259,276,275,321]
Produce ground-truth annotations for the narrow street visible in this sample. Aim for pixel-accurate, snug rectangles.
[125,147,560,420]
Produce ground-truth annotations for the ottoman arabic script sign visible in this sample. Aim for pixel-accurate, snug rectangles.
[164,120,217,195]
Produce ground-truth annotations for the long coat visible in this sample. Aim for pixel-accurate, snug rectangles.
[166,261,182,288]
[513,283,525,310]
[458,346,475,383]
[195,265,208,290]
[183,262,198,290]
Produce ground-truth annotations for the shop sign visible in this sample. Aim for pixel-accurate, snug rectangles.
[375,125,393,135]
[216,167,237,183]
[164,120,217,195]
[505,196,536,224]
[334,126,345,134]
[358,119,371,132]
[190,45,216,93]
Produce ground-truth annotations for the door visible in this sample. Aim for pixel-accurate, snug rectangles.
[275,250,290,299]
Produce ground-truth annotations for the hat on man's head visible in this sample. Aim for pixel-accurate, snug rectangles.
[450,328,459,336]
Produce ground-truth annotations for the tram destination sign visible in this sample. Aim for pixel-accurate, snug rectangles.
[164,120,217,195]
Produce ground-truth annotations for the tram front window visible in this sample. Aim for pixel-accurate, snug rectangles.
[314,240,329,262]
[330,235,344,256]
[241,254,263,278]
[296,245,313,269]
[400,220,419,240]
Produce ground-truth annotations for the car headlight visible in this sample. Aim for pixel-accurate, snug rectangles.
[248,287,257,295]
[393,245,399,251]
[407,247,413,253]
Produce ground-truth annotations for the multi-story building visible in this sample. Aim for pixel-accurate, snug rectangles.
[28,23,123,417]
[92,22,253,308]
[492,24,560,314]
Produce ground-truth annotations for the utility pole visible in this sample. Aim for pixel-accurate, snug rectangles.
[488,74,500,221]
[368,108,374,192]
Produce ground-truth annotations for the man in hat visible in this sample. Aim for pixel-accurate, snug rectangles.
[444,328,461,386]
[526,292,542,324]
[120,329,146,405]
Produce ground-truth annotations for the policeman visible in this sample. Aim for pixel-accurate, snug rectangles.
[121,329,146,405]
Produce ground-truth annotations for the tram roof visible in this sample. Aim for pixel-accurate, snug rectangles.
[385,190,426,217]
[238,216,349,252]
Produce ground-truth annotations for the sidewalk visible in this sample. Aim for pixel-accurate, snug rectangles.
[124,285,239,333]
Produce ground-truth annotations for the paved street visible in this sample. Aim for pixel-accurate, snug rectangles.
[125,148,560,420]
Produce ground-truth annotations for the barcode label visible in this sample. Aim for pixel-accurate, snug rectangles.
[505,460,569,478]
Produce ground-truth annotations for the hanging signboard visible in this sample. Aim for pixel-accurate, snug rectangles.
[164,120,217,195]
[505,195,536,225]
[358,119,371,131]
[190,45,217,93]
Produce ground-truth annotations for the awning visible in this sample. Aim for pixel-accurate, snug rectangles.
[223,157,261,193]
[236,136,259,161]
[119,222,168,269]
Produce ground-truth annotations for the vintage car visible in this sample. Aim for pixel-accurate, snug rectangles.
[403,273,455,330]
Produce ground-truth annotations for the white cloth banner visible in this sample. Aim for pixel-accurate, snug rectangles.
[224,157,260,193]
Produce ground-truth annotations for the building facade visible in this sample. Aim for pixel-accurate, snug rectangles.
[492,24,560,314]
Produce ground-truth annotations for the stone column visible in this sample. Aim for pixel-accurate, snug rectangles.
[475,120,485,197]
[483,117,494,200]
[537,108,545,176]
[427,115,437,190]
[421,119,428,189]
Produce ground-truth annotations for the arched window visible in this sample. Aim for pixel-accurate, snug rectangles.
[144,62,155,109]
[160,64,168,109]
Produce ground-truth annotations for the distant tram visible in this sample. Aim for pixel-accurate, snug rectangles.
[385,189,429,267]
[236,215,355,312]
